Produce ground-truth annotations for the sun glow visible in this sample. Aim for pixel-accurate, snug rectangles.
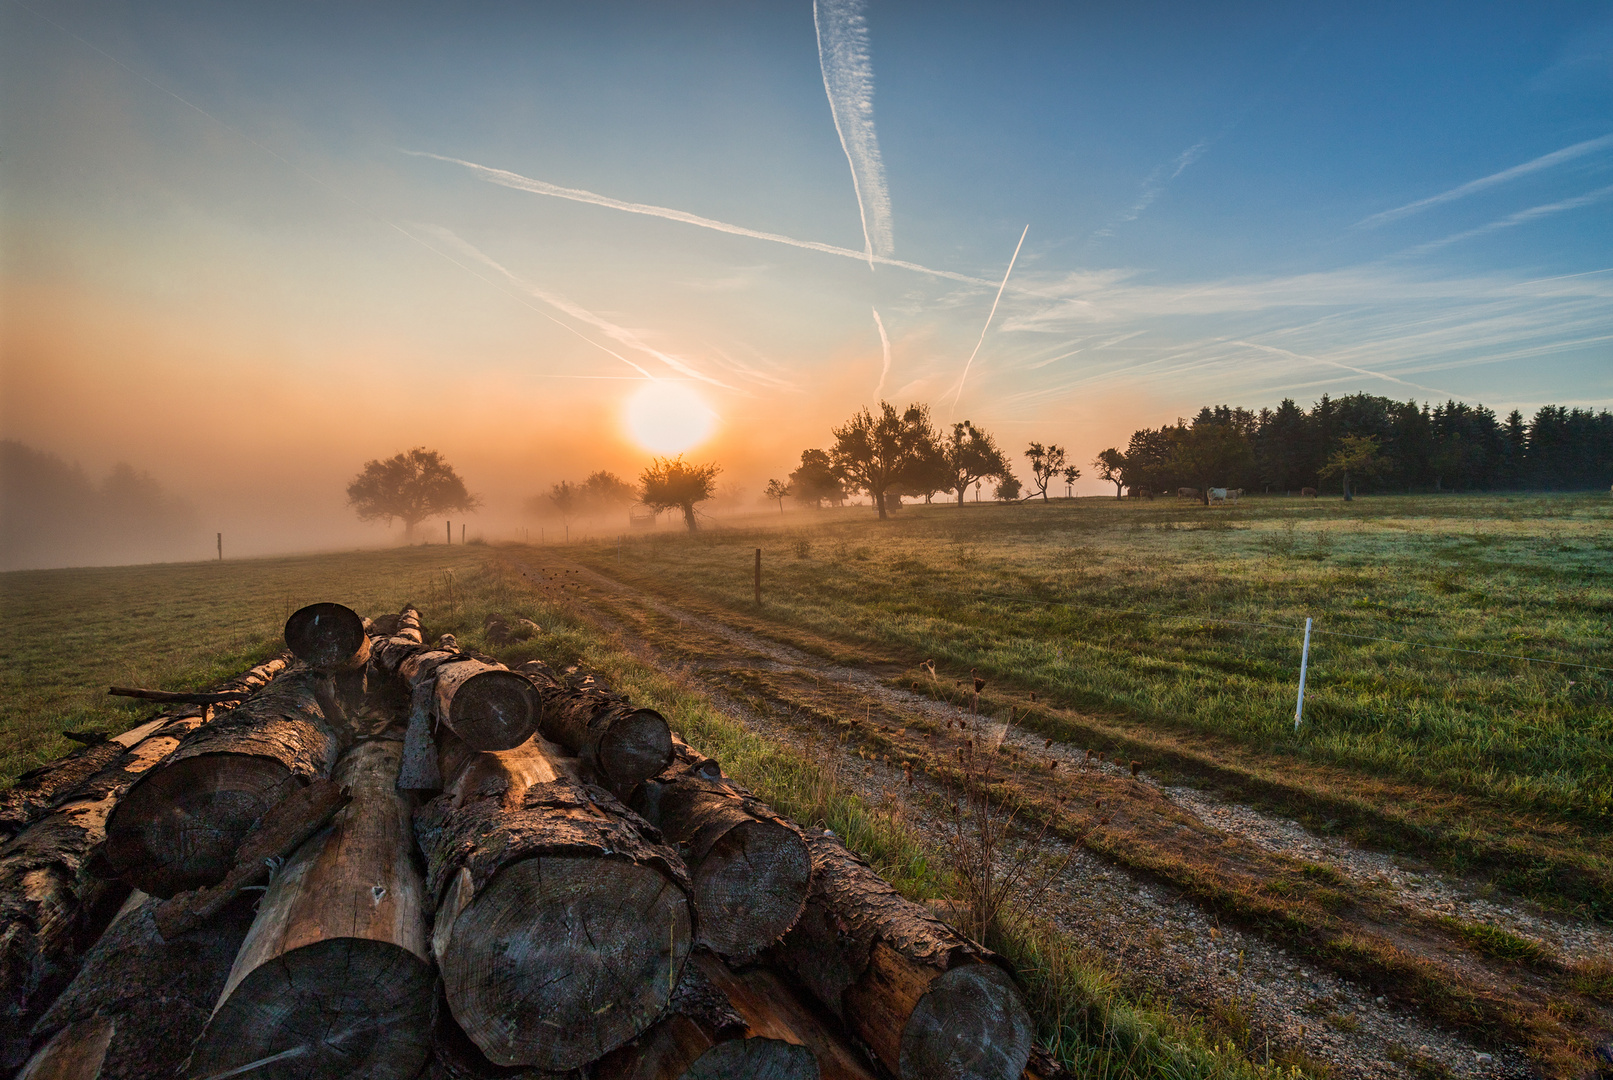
[624,381,718,454]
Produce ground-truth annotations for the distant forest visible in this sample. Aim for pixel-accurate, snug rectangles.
[1116,394,1613,495]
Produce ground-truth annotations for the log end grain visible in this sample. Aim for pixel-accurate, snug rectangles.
[598,709,673,790]
[895,961,1033,1080]
[186,937,433,1080]
[441,854,692,1071]
[445,670,541,753]
[284,603,371,671]
[103,754,298,898]
[693,819,811,963]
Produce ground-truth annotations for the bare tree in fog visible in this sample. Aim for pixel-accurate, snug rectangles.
[638,456,720,532]
[0,441,198,569]
[764,479,790,514]
[346,447,479,540]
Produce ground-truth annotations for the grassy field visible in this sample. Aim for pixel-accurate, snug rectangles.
[0,544,1292,1080]
[568,491,1613,916]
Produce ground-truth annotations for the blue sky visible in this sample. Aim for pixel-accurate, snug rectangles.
[2,0,1609,541]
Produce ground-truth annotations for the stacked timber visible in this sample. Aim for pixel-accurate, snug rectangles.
[185,736,433,1080]
[516,661,673,794]
[774,831,1035,1080]
[0,653,290,1071]
[633,736,810,963]
[101,668,344,898]
[15,891,254,1080]
[416,730,694,1071]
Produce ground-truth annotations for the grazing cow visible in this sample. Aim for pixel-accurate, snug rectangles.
[1177,487,1199,500]
[1208,487,1228,503]
[1230,488,1243,503]
[1301,486,1317,497]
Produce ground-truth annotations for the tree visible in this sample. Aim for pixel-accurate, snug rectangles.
[1093,448,1127,498]
[829,401,941,520]
[581,471,635,509]
[548,480,582,523]
[944,422,1010,506]
[788,449,845,508]
[639,456,720,531]
[1169,424,1253,505]
[994,474,1022,501]
[1318,435,1387,501]
[764,479,791,514]
[1023,442,1068,500]
[1062,464,1082,493]
[347,447,478,539]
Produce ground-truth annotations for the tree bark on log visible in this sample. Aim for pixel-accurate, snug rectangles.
[633,737,809,963]
[102,668,345,898]
[1,654,291,842]
[0,713,214,1070]
[416,734,693,1071]
[16,890,254,1080]
[378,624,542,755]
[516,663,672,794]
[590,954,820,1080]
[185,737,433,1080]
[772,831,1034,1080]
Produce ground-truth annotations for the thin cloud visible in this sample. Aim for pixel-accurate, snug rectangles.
[814,0,894,266]
[1231,340,1451,396]
[1404,184,1613,255]
[872,307,892,398]
[407,151,985,285]
[417,225,734,390]
[1093,139,1209,239]
[950,225,1030,410]
[1357,133,1613,228]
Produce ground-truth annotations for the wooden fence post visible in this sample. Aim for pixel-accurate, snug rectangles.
[216,533,222,561]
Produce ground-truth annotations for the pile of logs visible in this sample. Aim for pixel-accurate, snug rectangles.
[2,602,1047,1080]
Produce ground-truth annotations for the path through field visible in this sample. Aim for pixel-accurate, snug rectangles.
[502,549,1611,1080]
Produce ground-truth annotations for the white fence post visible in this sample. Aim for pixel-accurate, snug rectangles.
[1294,617,1313,731]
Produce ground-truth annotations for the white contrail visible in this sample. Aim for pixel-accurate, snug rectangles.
[950,225,1029,411]
[1358,133,1613,228]
[1093,139,1209,238]
[419,225,734,389]
[404,152,981,284]
[871,307,891,398]
[813,0,894,267]
[1405,184,1613,255]
[1231,340,1450,396]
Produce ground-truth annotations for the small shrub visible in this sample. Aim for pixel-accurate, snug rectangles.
[792,538,812,559]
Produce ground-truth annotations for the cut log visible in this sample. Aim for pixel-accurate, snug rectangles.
[773,831,1034,1080]
[186,737,433,1080]
[590,955,820,1080]
[16,890,253,1080]
[517,662,672,793]
[379,624,542,754]
[1,654,291,842]
[284,602,372,671]
[103,668,345,898]
[417,734,693,1071]
[633,737,809,963]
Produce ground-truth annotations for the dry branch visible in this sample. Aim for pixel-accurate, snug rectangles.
[417,734,693,1071]
[186,738,433,1080]
[634,737,809,963]
[773,831,1034,1080]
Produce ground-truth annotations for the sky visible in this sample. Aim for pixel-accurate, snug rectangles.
[3,0,1611,556]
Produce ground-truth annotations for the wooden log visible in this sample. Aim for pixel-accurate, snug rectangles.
[773,831,1034,1080]
[516,662,672,793]
[284,602,372,671]
[381,628,541,754]
[417,734,693,1071]
[106,687,247,704]
[103,668,346,898]
[633,737,809,963]
[1,654,291,842]
[16,890,253,1080]
[185,737,433,1080]
[590,955,819,1080]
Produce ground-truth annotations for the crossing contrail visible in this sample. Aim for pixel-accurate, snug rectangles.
[872,307,891,398]
[405,151,988,286]
[813,0,893,268]
[951,225,1029,411]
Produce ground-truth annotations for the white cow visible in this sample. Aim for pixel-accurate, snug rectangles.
[1208,487,1241,504]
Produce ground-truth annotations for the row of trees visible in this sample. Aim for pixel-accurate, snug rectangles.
[1099,395,1613,498]
[773,402,1078,520]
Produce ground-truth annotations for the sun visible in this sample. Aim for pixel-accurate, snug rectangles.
[624,381,718,454]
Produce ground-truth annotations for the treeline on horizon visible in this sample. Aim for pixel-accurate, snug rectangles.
[1116,394,1613,496]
